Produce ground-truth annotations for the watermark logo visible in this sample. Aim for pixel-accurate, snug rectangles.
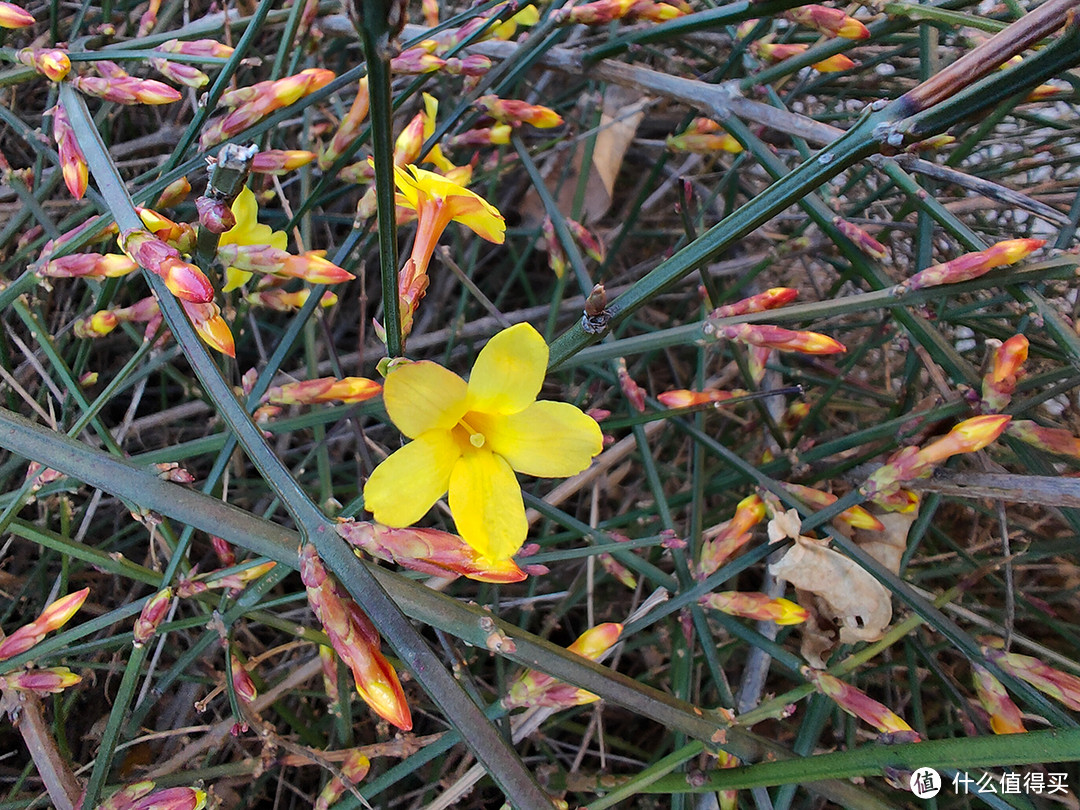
[911,767,942,799]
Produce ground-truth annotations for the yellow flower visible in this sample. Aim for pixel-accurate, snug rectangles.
[363,323,603,562]
[392,163,505,336]
[218,187,288,291]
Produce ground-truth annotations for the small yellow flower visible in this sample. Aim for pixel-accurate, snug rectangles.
[218,187,288,291]
[364,323,603,562]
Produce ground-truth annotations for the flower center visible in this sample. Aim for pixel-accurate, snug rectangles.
[457,416,486,448]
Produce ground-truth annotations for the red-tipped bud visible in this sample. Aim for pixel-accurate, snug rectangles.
[16,48,70,81]
[981,334,1028,411]
[133,588,173,647]
[833,218,888,260]
[1007,419,1080,458]
[230,652,258,704]
[337,520,528,583]
[0,1,34,27]
[149,58,208,89]
[599,553,637,589]
[280,251,355,284]
[195,196,236,233]
[446,125,513,148]
[121,230,214,303]
[504,624,622,709]
[783,483,885,532]
[474,95,564,128]
[617,358,647,413]
[180,300,235,357]
[696,494,765,578]
[157,38,235,58]
[804,668,919,737]
[667,118,743,154]
[156,176,192,208]
[972,663,1025,734]
[903,238,1045,290]
[786,5,869,39]
[984,645,1080,711]
[153,462,195,483]
[0,587,89,661]
[73,74,182,105]
[51,103,88,200]
[753,41,809,63]
[657,388,742,408]
[707,322,846,354]
[300,545,412,729]
[321,78,370,169]
[711,287,799,318]
[444,54,493,75]
[813,54,857,72]
[702,591,808,624]
[248,288,337,311]
[268,376,381,405]
[918,414,1011,464]
[97,781,157,810]
[0,666,82,695]
[391,47,446,74]
[127,786,208,810]
[41,253,138,278]
[314,750,371,810]
[251,150,316,174]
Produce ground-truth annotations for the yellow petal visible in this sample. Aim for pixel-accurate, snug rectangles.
[400,164,505,243]
[222,266,252,292]
[384,360,468,438]
[391,163,422,211]
[449,447,527,562]
[446,192,505,244]
[467,323,547,415]
[363,430,460,526]
[476,400,603,477]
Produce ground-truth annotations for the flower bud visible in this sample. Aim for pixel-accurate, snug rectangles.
[73,74,182,105]
[702,591,808,624]
[833,218,887,260]
[696,494,765,578]
[657,388,741,408]
[803,668,918,737]
[391,47,446,74]
[616,358,646,413]
[474,95,563,128]
[321,78,370,169]
[156,176,192,209]
[786,5,869,39]
[133,588,173,647]
[0,666,82,695]
[753,41,809,63]
[74,310,120,338]
[504,623,622,709]
[1007,419,1080,458]
[708,322,846,354]
[812,54,857,72]
[196,196,236,233]
[121,230,214,303]
[16,48,70,81]
[972,663,1025,734]
[300,544,412,729]
[51,103,88,200]
[314,750,370,810]
[137,207,194,248]
[443,54,492,75]
[0,587,90,661]
[782,483,884,532]
[337,520,527,583]
[710,287,798,318]
[157,38,235,58]
[446,125,513,148]
[251,150,316,174]
[127,786,208,810]
[268,377,381,405]
[984,646,1080,711]
[150,58,209,89]
[903,238,1045,290]
[0,1,34,27]
[230,652,258,704]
